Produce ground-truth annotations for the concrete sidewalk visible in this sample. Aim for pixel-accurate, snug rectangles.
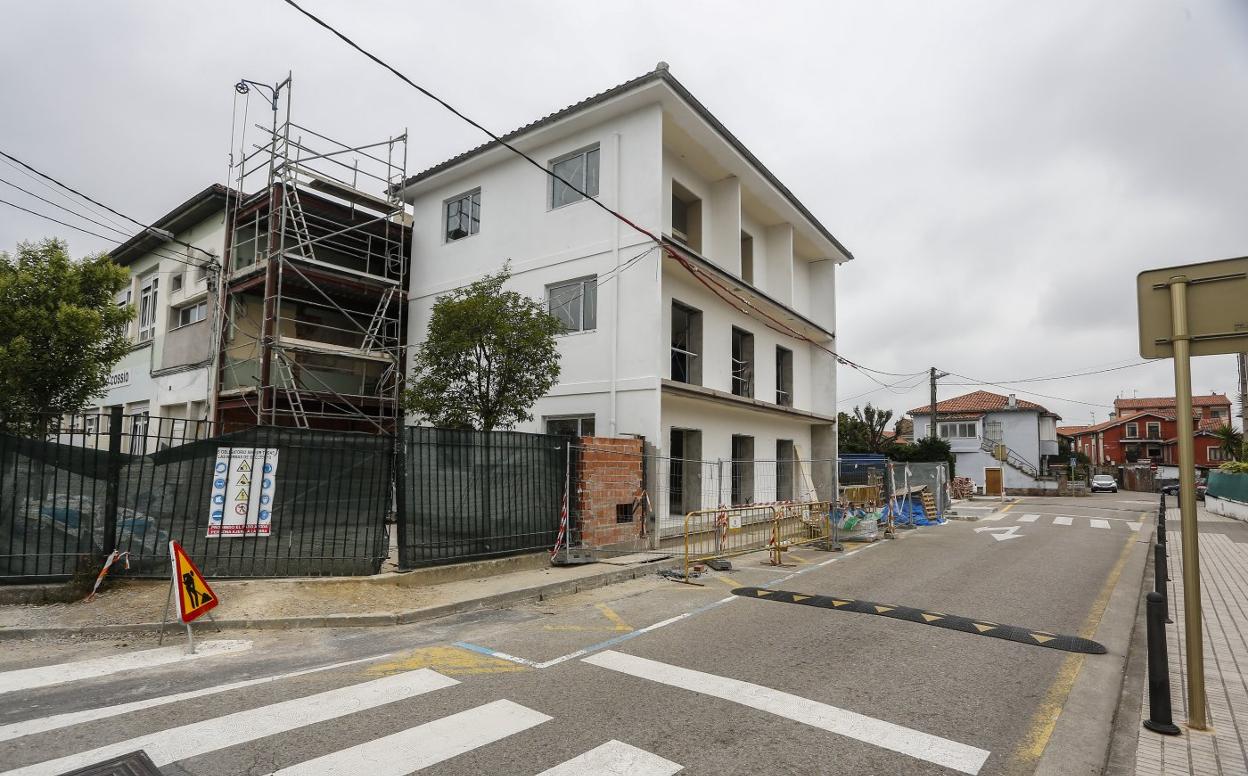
[1133,502,1248,775]
[0,551,679,639]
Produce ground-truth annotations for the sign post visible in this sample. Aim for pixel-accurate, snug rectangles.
[165,541,219,654]
[1138,256,1248,731]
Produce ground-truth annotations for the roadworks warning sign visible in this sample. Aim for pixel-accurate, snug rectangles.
[170,541,218,623]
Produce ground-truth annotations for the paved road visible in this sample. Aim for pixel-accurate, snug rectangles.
[0,494,1153,775]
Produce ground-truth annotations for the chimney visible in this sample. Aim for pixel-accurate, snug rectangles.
[1008,393,1017,409]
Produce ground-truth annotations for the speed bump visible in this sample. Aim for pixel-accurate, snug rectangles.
[731,587,1107,654]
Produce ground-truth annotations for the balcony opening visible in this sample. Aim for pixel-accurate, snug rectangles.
[731,434,755,505]
[775,346,793,406]
[741,231,754,284]
[731,327,754,398]
[776,439,795,501]
[671,301,702,385]
[669,427,702,515]
[671,180,702,252]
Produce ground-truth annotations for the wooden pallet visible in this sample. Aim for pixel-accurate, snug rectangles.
[920,491,938,517]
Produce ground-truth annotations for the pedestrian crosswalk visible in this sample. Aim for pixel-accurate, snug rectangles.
[979,512,1143,531]
[0,639,996,776]
[0,644,688,776]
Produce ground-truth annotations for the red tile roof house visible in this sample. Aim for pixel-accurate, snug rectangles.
[1067,411,1233,479]
[909,391,1063,496]
[1112,393,1234,424]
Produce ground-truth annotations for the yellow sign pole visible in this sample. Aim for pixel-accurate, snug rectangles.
[1168,276,1206,730]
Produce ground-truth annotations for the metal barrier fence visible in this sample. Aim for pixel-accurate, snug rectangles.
[682,501,833,577]
[399,427,566,568]
[1,410,391,580]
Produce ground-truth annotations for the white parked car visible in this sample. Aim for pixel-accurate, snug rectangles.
[1091,475,1118,493]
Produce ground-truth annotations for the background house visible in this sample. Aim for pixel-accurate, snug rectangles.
[1069,409,1231,476]
[909,390,1060,495]
[1113,393,1233,424]
[399,64,851,523]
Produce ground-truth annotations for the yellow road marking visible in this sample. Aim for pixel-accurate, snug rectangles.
[831,599,850,607]
[1000,503,1017,513]
[716,576,744,589]
[544,603,633,632]
[788,554,810,565]
[792,594,810,602]
[921,613,943,622]
[755,590,773,596]
[1012,532,1135,767]
[367,646,527,676]
[874,605,895,614]
[1032,633,1055,644]
[973,623,995,633]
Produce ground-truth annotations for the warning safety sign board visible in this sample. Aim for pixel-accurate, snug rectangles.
[207,447,279,538]
[170,541,217,623]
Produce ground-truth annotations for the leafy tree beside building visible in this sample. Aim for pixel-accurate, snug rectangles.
[0,239,131,430]
[404,266,562,431]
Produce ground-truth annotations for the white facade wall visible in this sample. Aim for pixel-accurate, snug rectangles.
[404,89,843,490]
[89,214,225,425]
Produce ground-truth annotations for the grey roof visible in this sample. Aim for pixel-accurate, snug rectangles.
[109,183,236,266]
[400,64,853,261]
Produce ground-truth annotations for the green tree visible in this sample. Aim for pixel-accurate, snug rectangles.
[0,239,131,430]
[854,403,895,453]
[888,436,955,475]
[404,266,562,431]
[837,411,869,453]
[1210,423,1244,462]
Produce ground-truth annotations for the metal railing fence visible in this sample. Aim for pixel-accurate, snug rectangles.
[1,410,391,581]
[399,427,566,568]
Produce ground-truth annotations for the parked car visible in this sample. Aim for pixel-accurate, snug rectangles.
[1091,475,1118,493]
[1161,478,1207,501]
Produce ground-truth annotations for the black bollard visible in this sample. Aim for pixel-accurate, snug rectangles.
[1155,542,1174,624]
[1143,591,1182,735]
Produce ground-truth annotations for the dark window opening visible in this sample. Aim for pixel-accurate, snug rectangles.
[731,434,755,506]
[741,231,754,284]
[671,180,702,252]
[731,327,754,398]
[775,346,793,406]
[777,439,795,501]
[671,301,702,385]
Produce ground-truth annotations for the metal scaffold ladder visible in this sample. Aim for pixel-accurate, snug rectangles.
[362,285,397,353]
[274,350,309,429]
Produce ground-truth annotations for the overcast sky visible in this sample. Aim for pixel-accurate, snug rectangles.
[1,1,1244,427]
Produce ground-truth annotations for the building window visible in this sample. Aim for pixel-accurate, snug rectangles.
[731,327,754,398]
[671,301,702,385]
[128,410,150,455]
[740,231,754,284]
[546,415,595,438]
[175,301,208,328]
[937,421,977,439]
[775,346,793,406]
[171,272,184,293]
[731,434,755,505]
[984,421,1003,443]
[548,276,597,333]
[1146,421,1161,439]
[444,189,481,242]
[137,275,159,343]
[776,439,795,501]
[1210,408,1223,419]
[550,145,599,208]
[1125,422,1139,438]
[669,428,701,516]
[1147,445,1162,459]
[671,180,702,252]
[116,288,133,339]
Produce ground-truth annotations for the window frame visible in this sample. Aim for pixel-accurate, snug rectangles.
[171,272,184,293]
[937,421,978,439]
[547,275,598,334]
[443,188,481,243]
[545,415,596,438]
[137,275,159,344]
[549,144,600,209]
[670,301,702,385]
[174,300,209,330]
[775,346,793,407]
[1125,422,1139,438]
[1146,421,1161,439]
[730,327,754,398]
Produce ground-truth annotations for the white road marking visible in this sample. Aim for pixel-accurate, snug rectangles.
[1128,522,1142,532]
[978,514,1006,521]
[1090,519,1111,530]
[974,525,1023,542]
[583,651,990,775]
[537,740,683,775]
[270,699,549,775]
[0,669,458,776]
[1017,514,1039,523]
[0,640,252,696]
[0,653,391,743]
[1052,516,1073,526]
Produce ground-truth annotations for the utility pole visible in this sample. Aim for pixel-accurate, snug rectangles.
[928,367,949,439]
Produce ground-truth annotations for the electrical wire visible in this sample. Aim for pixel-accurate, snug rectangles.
[0,176,135,240]
[279,0,911,384]
[0,156,134,235]
[941,360,1152,386]
[941,370,1116,410]
[0,148,217,268]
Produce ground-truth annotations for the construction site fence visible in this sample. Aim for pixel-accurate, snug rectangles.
[398,427,565,568]
[0,410,391,581]
[682,501,834,577]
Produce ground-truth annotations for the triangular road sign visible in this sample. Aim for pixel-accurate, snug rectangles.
[170,541,218,623]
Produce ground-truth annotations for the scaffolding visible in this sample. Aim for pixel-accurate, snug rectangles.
[218,75,410,434]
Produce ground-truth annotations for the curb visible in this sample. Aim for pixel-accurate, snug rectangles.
[1033,516,1154,775]
[0,558,682,640]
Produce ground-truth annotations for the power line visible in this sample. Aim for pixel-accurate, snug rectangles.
[279,0,908,384]
[942,360,1152,386]
[0,197,217,271]
[0,157,134,235]
[942,370,1115,410]
[0,176,134,240]
[0,148,216,267]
